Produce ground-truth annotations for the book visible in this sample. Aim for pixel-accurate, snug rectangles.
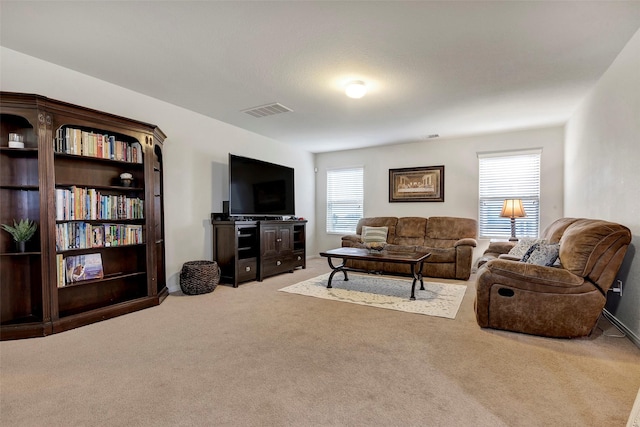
[65,253,104,284]
[92,226,104,248]
[56,254,66,288]
[131,142,143,163]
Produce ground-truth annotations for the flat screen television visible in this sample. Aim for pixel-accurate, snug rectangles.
[228,154,295,217]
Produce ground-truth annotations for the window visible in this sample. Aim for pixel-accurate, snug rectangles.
[478,150,541,239]
[326,167,363,234]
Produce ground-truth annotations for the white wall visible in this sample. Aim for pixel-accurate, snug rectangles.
[314,126,565,263]
[0,47,316,292]
[565,29,640,341]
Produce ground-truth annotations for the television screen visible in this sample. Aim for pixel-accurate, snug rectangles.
[228,154,295,217]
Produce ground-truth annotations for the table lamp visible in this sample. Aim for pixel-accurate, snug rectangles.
[500,199,526,241]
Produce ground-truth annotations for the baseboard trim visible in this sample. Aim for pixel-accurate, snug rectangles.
[628,386,640,427]
[603,309,640,348]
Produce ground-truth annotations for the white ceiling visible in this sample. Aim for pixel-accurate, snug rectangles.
[1,1,639,153]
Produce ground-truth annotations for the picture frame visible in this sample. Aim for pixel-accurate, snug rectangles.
[389,165,445,202]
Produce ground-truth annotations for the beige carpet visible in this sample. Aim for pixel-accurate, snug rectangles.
[1,257,639,426]
[279,272,466,319]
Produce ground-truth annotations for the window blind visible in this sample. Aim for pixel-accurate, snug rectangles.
[326,167,363,233]
[478,150,541,239]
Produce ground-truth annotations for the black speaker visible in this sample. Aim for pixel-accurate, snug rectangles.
[222,200,229,214]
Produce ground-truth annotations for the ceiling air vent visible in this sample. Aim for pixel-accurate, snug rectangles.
[241,103,293,118]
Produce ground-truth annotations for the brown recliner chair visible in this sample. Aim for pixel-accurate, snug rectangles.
[475,218,631,338]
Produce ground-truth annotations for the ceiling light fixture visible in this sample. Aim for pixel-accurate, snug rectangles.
[345,80,367,99]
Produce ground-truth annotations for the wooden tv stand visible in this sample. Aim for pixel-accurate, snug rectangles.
[211,218,307,287]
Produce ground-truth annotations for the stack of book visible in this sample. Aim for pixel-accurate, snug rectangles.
[54,126,143,163]
[55,222,143,251]
[55,186,144,220]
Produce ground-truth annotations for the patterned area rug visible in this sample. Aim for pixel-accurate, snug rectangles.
[279,273,466,319]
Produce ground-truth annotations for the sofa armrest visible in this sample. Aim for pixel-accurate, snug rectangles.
[341,234,361,247]
[485,241,516,255]
[454,238,477,248]
[481,259,584,290]
[497,254,521,261]
[454,243,475,280]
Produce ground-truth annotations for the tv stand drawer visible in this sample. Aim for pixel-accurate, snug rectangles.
[260,256,296,280]
[237,258,257,282]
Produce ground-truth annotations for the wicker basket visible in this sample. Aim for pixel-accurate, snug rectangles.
[180,260,220,295]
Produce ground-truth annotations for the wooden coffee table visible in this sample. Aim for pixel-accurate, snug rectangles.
[319,247,431,300]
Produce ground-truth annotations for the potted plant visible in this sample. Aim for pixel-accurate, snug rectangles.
[1,218,37,252]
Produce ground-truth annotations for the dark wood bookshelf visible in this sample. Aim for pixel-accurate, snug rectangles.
[0,91,168,340]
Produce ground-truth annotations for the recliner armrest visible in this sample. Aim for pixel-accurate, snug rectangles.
[454,238,477,248]
[341,234,361,246]
[483,259,584,289]
[497,254,520,261]
[485,241,516,255]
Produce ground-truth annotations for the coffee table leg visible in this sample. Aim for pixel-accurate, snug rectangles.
[409,262,425,301]
[326,257,348,288]
[410,264,417,300]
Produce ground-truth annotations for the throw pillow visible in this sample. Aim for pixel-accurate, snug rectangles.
[361,226,388,243]
[507,238,544,258]
[520,242,560,266]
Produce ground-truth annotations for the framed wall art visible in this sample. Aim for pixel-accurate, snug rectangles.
[389,165,445,202]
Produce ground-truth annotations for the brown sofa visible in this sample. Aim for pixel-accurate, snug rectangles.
[475,218,632,338]
[341,216,478,280]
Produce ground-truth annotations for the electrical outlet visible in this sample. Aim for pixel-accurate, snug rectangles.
[611,280,623,296]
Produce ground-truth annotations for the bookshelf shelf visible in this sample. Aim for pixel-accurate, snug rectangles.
[1,314,42,326]
[55,184,144,192]
[0,185,40,190]
[60,271,146,289]
[56,242,146,254]
[0,147,38,155]
[54,152,144,164]
[0,251,42,256]
[56,219,144,224]
[0,92,168,340]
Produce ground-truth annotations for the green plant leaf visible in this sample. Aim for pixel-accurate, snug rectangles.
[1,218,37,242]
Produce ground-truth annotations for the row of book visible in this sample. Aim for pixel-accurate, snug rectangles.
[54,126,143,163]
[56,253,104,288]
[55,186,144,221]
[56,222,144,251]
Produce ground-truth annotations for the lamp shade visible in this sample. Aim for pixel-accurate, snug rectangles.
[500,199,526,218]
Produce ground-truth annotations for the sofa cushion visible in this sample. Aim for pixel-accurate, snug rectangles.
[426,216,477,240]
[361,226,388,243]
[393,217,427,246]
[520,242,560,266]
